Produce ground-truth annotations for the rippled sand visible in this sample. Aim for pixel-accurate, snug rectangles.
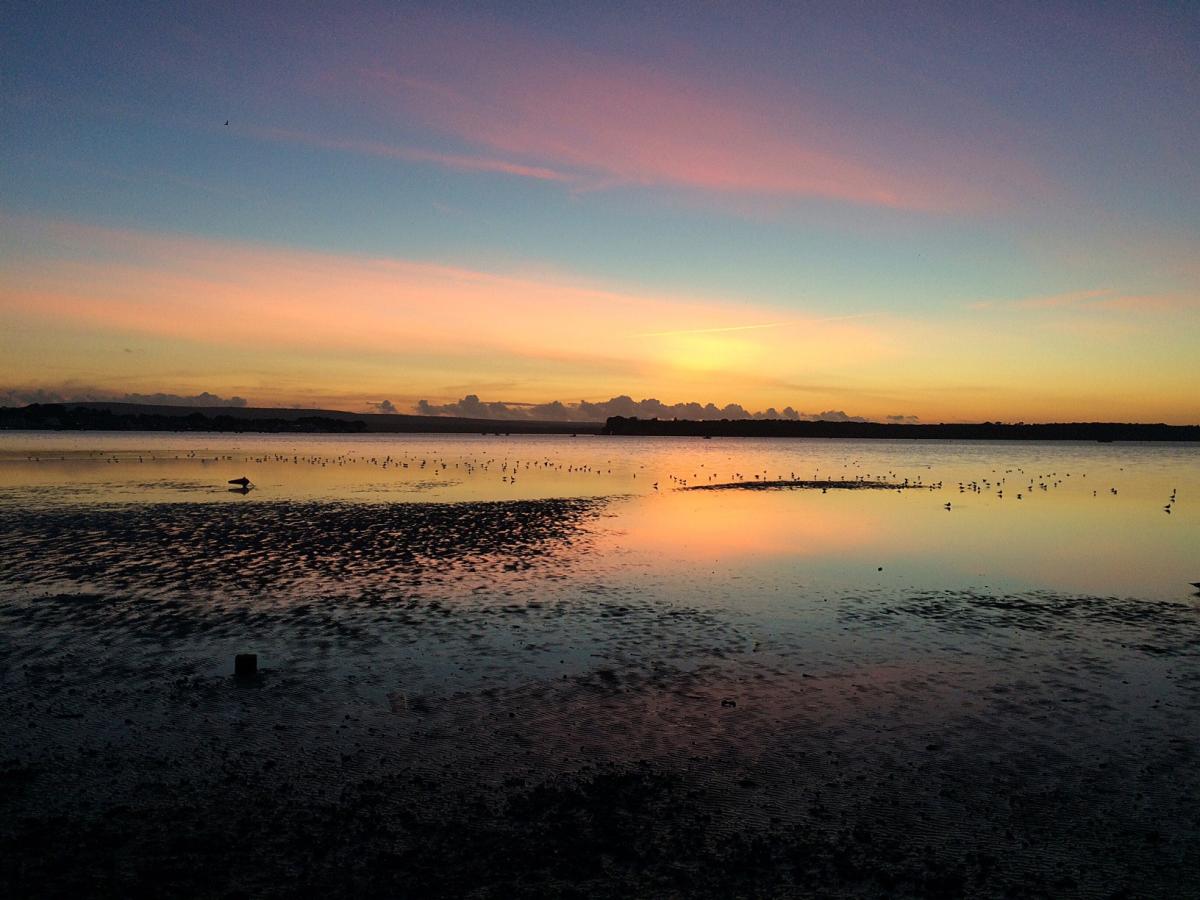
[2,497,1198,898]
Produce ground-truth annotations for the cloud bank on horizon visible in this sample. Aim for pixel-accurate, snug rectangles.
[1,388,248,409]
[413,394,916,424]
[3,384,911,424]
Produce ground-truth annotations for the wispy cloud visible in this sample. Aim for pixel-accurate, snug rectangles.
[7,217,1193,424]
[633,313,875,339]
[633,321,795,339]
[332,18,1022,212]
[0,216,892,375]
[247,125,574,183]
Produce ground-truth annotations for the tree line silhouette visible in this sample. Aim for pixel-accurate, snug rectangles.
[602,416,1200,441]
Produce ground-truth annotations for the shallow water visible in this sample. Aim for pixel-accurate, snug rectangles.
[1,432,1196,599]
[2,431,1198,896]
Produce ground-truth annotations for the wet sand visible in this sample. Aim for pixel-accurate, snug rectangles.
[2,498,1199,897]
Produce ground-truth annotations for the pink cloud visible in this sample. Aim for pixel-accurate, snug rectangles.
[333,19,1020,212]
[0,217,892,376]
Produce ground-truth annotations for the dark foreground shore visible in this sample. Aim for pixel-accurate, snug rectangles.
[2,500,1198,897]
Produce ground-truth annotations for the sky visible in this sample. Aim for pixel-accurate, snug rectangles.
[2,1,1198,423]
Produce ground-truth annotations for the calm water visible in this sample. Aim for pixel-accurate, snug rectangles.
[1,431,1196,601]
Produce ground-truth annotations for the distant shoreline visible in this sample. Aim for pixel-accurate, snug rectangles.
[602,416,1200,442]
[1,403,1197,441]
[0,403,603,435]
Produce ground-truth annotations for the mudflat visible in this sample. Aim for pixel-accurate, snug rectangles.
[2,497,1198,898]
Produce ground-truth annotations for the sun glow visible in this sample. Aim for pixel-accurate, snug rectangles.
[655,333,759,372]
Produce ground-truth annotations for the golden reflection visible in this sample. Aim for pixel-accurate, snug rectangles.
[0,433,1196,599]
[603,491,879,561]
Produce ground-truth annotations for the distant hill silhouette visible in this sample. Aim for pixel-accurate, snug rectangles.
[0,403,603,435]
[602,416,1200,441]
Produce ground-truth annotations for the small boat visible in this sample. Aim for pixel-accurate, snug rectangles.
[228,476,251,487]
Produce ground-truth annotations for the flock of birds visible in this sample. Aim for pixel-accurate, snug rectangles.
[19,448,1184,519]
[14,444,1197,592]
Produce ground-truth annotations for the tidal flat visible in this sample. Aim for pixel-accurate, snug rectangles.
[1,434,1198,897]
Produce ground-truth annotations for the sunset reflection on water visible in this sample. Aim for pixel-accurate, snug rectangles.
[0,432,1196,601]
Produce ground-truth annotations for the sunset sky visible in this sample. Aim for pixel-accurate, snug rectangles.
[2,2,1198,422]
